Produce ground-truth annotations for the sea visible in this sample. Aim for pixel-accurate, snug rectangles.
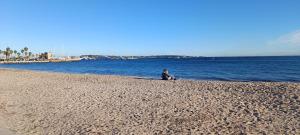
[0,56,300,82]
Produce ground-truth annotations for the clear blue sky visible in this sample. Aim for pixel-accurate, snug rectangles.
[1,0,300,56]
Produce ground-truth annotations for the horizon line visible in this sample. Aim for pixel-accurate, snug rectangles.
[78,54,300,57]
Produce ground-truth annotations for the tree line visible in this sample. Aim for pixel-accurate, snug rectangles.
[0,47,33,61]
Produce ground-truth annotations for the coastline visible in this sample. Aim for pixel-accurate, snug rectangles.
[0,59,81,64]
[0,61,50,64]
[1,56,300,82]
[0,68,299,134]
[0,67,298,83]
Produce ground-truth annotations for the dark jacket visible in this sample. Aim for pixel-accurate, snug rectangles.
[161,73,170,80]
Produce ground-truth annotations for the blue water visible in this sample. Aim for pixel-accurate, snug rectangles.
[0,56,300,82]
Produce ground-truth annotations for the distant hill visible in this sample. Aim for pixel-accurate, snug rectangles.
[80,55,201,60]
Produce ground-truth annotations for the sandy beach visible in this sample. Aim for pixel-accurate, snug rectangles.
[0,68,299,135]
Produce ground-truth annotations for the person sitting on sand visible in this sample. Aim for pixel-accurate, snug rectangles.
[161,69,176,80]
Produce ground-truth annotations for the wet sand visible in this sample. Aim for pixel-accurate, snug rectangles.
[0,68,299,135]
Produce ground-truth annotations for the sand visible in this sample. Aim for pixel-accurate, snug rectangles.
[0,68,299,135]
[0,115,18,135]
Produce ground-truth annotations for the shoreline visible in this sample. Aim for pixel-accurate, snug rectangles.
[0,67,299,83]
[0,68,299,134]
[0,59,81,64]
[0,61,50,64]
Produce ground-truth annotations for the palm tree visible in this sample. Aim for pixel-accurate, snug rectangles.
[24,47,28,56]
[17,52,21,60]
[0,50,2,60]
[28,52,32,59]
[24,47,29,60]
[4,47,12,60]
[9,50,13,56]
[21,49,24,60]
[24,47,28,52]
[13,50,17,59]
[5,47,10,52]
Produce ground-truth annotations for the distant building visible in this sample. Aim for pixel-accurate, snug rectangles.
[46,52,53,59]
[35,54,39,58]
[39,52,53,60]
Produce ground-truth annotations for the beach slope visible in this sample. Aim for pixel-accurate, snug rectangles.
[0,69,299,134]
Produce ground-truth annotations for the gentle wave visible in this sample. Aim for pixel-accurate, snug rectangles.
[0,56,300,82]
